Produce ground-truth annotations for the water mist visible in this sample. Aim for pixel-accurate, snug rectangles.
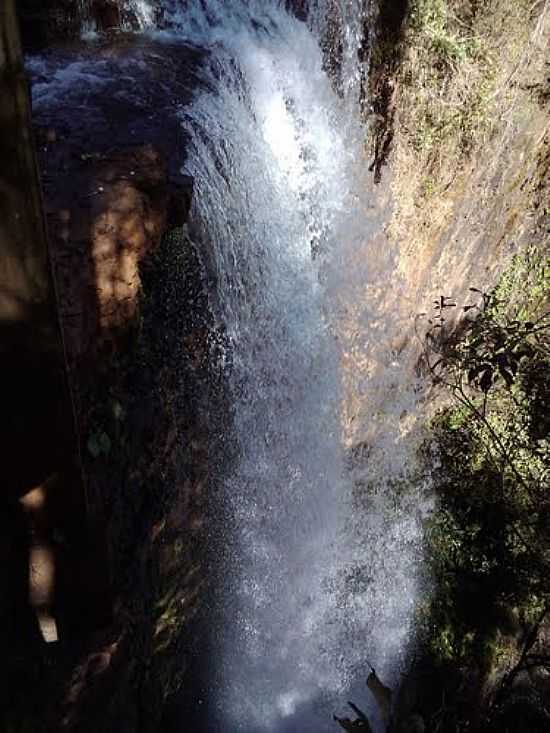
[30,2,432,730]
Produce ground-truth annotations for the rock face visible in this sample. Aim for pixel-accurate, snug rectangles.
[91,0,122,30]
[16,34,210,733]
[363,2,550,731]
[0,0,101,655]
[31,37,201,366]
[41,142,191,368]
[1,7,119,732]
[17,0,82,47]
[0,0,71,498]
[16,0,148,48]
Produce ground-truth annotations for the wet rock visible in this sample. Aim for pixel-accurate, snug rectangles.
[17,0,81,48]
[25,35,214,732]
[91,0,121,30]
[403,712,425,733]
[39,141,192,366]
[488,689,550,733]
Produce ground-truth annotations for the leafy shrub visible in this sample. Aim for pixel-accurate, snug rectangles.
[418,247,550,722]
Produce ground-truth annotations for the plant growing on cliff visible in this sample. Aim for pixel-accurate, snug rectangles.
[417,247,550,727]
[410,0,468,68]
[399,0,539,165]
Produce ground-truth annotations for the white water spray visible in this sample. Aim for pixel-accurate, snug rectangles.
[31,2,432,730]
[123,0,156,29]
[171,2,430,731]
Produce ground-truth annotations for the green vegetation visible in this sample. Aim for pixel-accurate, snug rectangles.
[410,0,474,68]
[417,247,550,727]
[404,0,495,157]
[399,0,536,169]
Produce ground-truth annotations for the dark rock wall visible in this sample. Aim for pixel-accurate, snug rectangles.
[17,0,82,47]
[16,0,155,48]
[1,4,112,730]
[22,29,212,731]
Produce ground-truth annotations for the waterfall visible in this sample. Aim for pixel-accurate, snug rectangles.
[123,0,156,29]
[78,0,97,36]
[34,1,432,730]
[163,2,430,731]
[178,4,362,728]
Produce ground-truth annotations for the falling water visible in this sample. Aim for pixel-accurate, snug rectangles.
[161,2,430,731]
[78,0,96,36]
[178,3,363,728]
[123,0,156,29]
[31,1,432,730]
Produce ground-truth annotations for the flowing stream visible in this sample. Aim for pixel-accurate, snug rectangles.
[161,3,430,731]
[29,2,432,730]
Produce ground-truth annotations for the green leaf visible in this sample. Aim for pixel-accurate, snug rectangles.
[479,368,493,393]
[498,365,515,387]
